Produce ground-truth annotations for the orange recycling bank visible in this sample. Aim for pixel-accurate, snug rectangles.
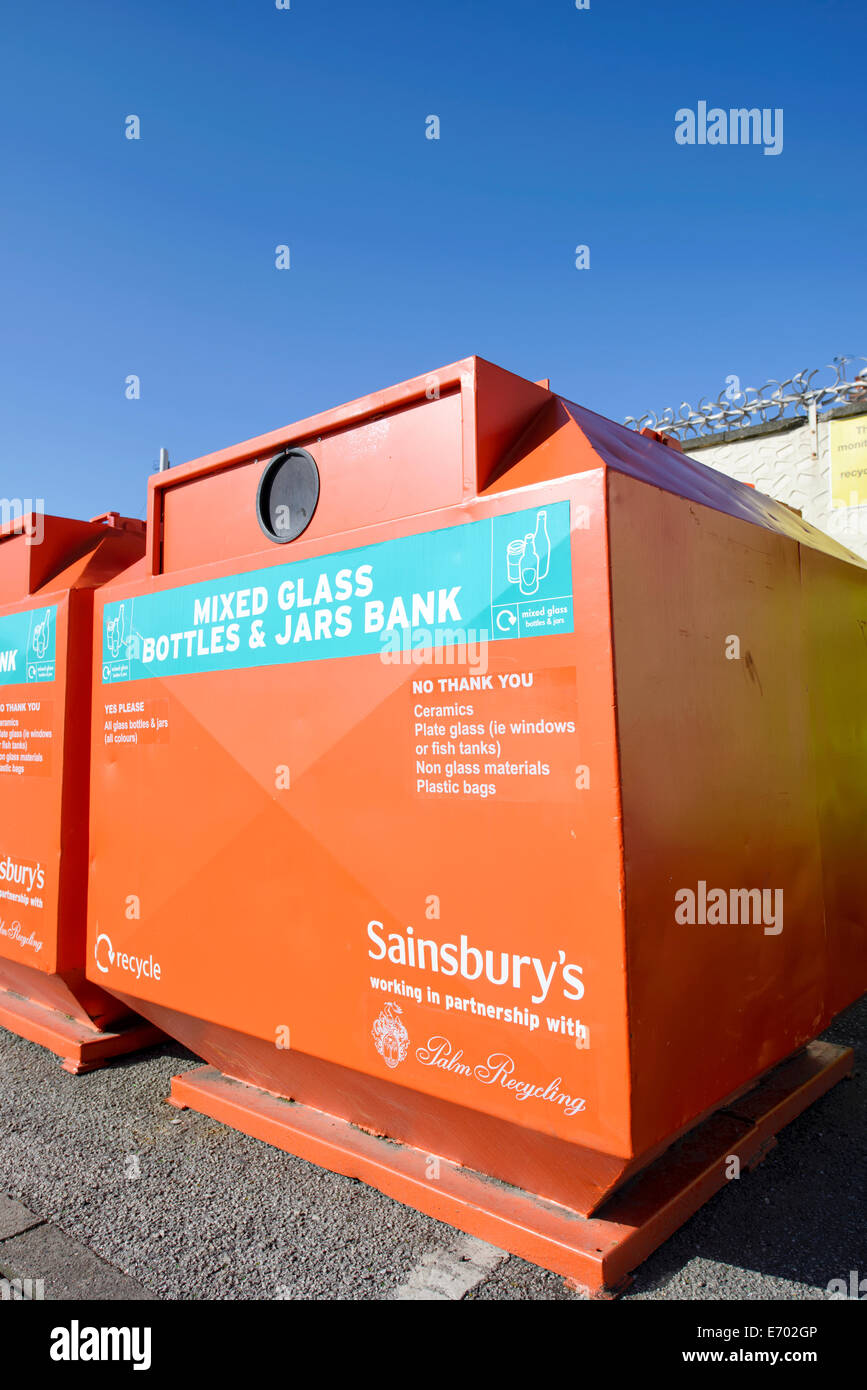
[0,511,161,1071]
[85,359,866,1289]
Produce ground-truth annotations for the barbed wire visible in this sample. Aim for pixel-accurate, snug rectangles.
[624,356,867,440]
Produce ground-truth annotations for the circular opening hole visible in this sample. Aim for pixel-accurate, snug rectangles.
[256,448,320,543]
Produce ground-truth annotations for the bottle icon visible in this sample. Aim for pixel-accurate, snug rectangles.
[106,604,126,659]
[533,509,550,581]
[519,533,539,595]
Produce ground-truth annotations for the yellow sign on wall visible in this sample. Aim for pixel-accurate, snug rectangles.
[830,414,867,508]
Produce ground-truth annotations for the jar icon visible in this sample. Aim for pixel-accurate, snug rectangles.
[507,538,525,583]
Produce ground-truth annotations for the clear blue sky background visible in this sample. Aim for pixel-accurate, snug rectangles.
[2,0,864,522]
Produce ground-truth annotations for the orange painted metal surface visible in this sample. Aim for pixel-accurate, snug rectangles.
[0,512,163,1070]
[85,357,866,1284]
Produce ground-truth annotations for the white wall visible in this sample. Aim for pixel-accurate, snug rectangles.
[683,412,867,561]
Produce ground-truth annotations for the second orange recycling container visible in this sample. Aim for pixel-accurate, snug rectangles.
[0,511,161,1071]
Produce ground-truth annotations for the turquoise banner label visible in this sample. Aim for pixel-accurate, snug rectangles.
[0,605,57,686]
[101,502,574,684]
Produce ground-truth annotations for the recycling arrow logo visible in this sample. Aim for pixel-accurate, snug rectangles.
[94,932,115,974]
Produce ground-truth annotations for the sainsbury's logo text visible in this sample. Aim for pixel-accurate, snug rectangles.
[366,920,584,1005]
[0,855,44,894]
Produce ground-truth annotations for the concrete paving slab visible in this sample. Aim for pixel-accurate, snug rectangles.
[0,1221,156,1301]
[0,1193,44,1239]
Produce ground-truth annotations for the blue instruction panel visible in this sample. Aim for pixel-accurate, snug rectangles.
[0,605,57,686]
[102,501,574,684]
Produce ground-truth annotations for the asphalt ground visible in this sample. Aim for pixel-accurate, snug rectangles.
[0,995,864,1302]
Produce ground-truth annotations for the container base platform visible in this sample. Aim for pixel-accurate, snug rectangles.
[0,987,165,1074]
[168,1039,852,1294]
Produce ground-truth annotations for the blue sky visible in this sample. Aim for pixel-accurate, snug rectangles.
[2,0,864,522]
